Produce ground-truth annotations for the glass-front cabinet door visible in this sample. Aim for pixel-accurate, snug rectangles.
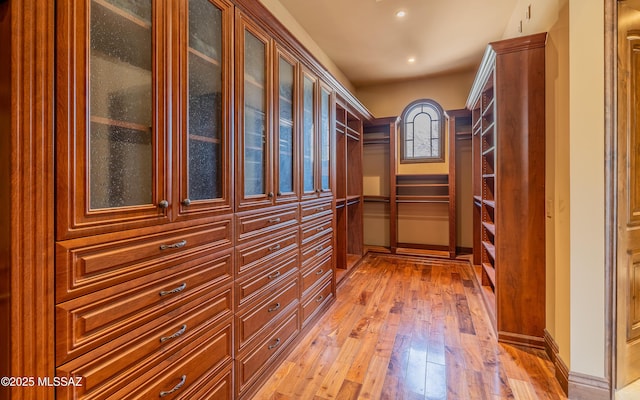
[176,0,233,218]
[274,47,298,203]
[57,0,233,239]
[319,83,333,197]
[236,12,273,209]
[301,70,317,199]
[57,0,168,239]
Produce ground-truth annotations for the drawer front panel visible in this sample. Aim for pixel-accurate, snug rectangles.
[300,199,333,222]
[236,206,298,242]
[300,215,332,245]
[57,218,232,301]
[301,254,333,296]
[302,278,333,326]
[236,310,300,397]
[57,314,233,400]
[236,252,299,307]
[301,235,333,265]
[56,252,233,364]
[237,277,299,349]
[236,230,298,275]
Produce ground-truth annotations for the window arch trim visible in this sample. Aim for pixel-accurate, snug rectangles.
[399,98,445,163]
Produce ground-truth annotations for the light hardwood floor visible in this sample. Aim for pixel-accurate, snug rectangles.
[253,254,567,400]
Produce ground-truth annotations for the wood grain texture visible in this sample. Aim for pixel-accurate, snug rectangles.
[254,254,566,400]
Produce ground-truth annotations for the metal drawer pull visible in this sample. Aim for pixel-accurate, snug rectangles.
[269,244,281,252]
[159,283,187,297]
[316,295,324,303]
[316,269,324,275]
[268,303,281,312]
[268,217,281,223]
[268,338,281,349]
[160,324,187,343]
[316,226,325,232]
[159,375,187,397]
[316,245,324,252]
[268,271,281,279]
[160,240,187,250]
[316,207,324,212]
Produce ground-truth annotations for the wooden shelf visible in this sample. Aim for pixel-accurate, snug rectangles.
[482,221,495,236]
[482,262,496,287]
[482,241,495,260]
[363,195,390,203]
[483,199,495,209]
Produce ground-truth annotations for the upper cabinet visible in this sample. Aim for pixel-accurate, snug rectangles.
[56,0,233,239]
[301,70,333,201]
[236,11,303,210]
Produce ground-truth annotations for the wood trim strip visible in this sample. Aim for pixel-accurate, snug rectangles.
[9,1,56,398]
[568,372,611,400]
[544,329,569,395]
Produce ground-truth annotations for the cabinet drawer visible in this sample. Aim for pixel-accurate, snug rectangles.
[236,310,300,397]
[300,199,333,222]
[57,302,233,398]
[302,278,333,327]
[56,252,233,364]
[301,235,332,265]
[236,252,299,308]
[237,277,299,349]
[236,230,298,275]
[56,218,233,301]
[236,205,298,242]
[300,215,332,245]
[112,321,231,400]
[301,254,333,296]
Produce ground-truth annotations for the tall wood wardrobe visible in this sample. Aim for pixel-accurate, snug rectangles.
[0,1,370,399]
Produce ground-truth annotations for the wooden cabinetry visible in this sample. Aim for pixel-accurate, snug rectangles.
[466,32,546,348]
[5,0,372,398]
[55,0,236,398]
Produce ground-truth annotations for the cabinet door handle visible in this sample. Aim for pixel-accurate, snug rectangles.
[268,244,281,252]
[181,198,191,206]
[158,200,169,209]
[159,375,187,398]
[316,269,324,275]
[268,192,274,198]
[268,271,281,279]
[160,240,187,250]
[160,324,187,343]
[316,295,324,303]
[268,302,281,312]
[268,338,281,349]
[159,283,187,297]
[268,217,281,224]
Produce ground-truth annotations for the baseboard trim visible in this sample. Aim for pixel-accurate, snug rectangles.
[544,329,569,395]
[498,330,545,349]
[568,371,610,400]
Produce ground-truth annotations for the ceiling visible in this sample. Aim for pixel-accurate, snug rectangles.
[277,0,519,87]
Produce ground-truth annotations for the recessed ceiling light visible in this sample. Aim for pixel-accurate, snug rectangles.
[396,10,406,18]
[407,57,416,64]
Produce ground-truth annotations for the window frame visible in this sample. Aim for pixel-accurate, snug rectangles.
[399,98,445,164]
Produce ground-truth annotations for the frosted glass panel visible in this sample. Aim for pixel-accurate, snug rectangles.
[303,76,315,193]
[320,88,330,191]
[278,58,294,194]
[188,0,222,200]
[89,0,153,209]
[244,31,266,196]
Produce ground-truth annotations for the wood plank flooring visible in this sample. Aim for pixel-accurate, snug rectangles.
[253,254,567,400]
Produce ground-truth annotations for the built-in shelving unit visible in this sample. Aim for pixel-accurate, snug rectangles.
[334,100,364,283]
[467,32,547,349]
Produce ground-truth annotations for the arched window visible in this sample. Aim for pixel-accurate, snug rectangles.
[400,99,445,163]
